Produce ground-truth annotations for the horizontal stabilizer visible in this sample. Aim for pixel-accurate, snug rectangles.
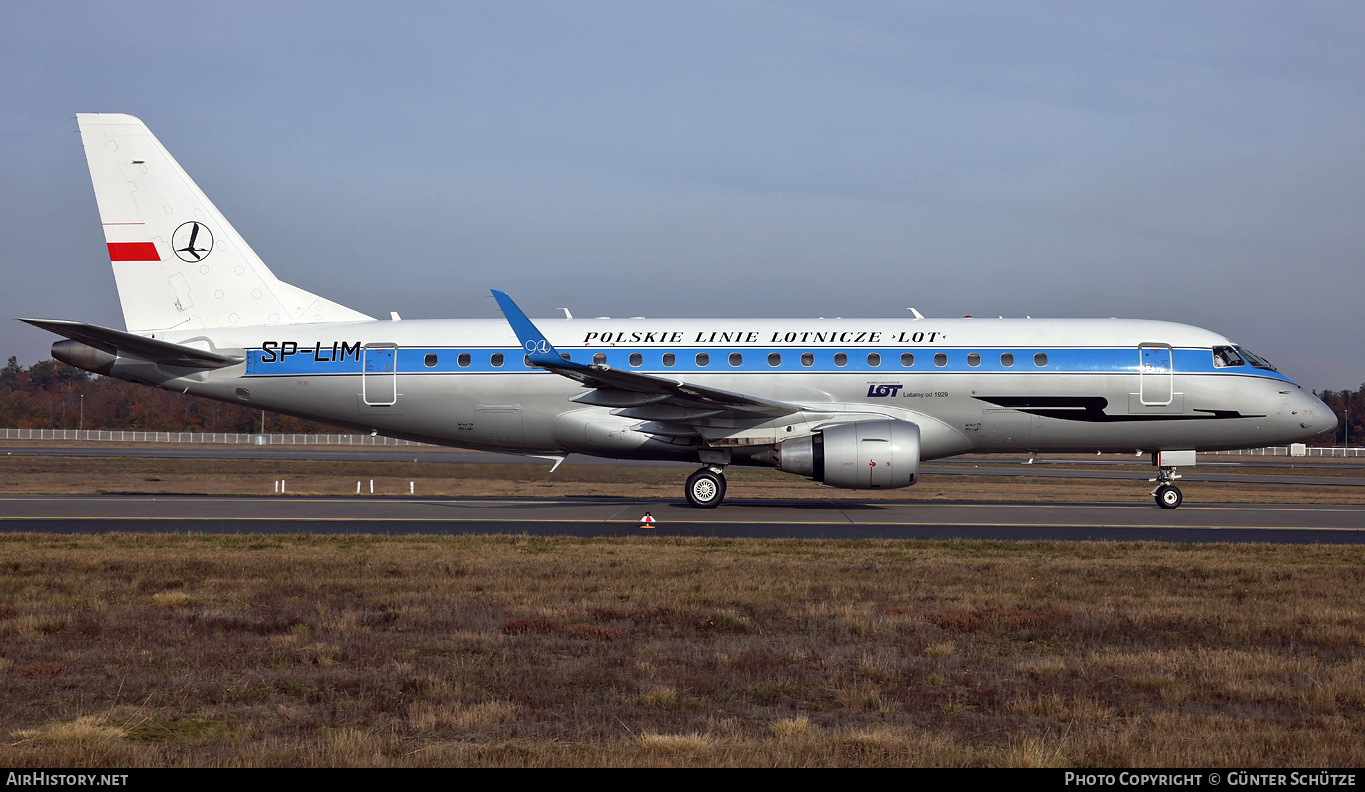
[21,318,243,368]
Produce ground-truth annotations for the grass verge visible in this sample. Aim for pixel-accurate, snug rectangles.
[1,534,1362,767]
[2,450,1364,503]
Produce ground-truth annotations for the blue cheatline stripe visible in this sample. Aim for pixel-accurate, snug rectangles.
[241,345,1293,382]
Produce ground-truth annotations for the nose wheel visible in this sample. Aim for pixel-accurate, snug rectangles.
[1155,484,1183,509]
[685,467,727,508]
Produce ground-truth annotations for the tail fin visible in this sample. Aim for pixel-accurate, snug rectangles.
[76,113,372,333]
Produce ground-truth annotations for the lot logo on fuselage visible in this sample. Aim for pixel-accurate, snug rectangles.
[867,383,904,397]
[172,221,213,262]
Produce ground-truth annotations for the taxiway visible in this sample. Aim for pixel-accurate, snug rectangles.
[3,494,1363,543]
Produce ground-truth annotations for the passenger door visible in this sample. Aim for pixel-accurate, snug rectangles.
[1139,344,1173,406]
[362,344,398,406]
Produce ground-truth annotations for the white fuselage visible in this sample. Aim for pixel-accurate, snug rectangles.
[115,315,1333,464]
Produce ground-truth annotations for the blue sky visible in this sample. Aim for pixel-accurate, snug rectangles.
[3,1,1362,389]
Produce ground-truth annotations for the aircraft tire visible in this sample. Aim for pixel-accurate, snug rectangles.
[685,469,726,508]
[1155,484,1183,509]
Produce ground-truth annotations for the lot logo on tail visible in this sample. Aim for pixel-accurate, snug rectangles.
[172,221,213,262]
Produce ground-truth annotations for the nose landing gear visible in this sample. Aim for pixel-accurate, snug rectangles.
[1148,450,1194,509]
[1150,462,1184,509]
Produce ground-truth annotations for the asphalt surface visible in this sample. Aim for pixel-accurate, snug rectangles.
[3,494,1363,543]
[4,444,1362,542]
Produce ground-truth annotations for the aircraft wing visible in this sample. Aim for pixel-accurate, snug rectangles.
[21,318,244,368]
[492,290,800,419]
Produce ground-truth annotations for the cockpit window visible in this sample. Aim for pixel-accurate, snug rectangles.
[1214,345,1277,371]
[1235,346,1277,371]
[1212,346,1244,368]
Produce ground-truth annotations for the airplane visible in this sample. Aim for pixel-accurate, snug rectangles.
[23,114,1337,510]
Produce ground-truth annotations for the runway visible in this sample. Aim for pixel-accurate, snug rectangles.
[3,494,1363,543]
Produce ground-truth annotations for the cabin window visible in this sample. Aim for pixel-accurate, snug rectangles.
[729,353,743,367]
[1034,353,1048,367]
[967,353,981,367]
[490,353,504,367]
[834,353,848,367]
[867,353,881,367]
[593,352,606,365]
[696,353,709,367]
[901,353,914,367]
[629,353,643,367]
[934,353,947,367]
[768,353,781,367]
[424,353,438,368]
[801,353,814,367]
[523,355,533,367]
[457,353,471,368]
[1000,353,1014,367]
[662,353,675,367]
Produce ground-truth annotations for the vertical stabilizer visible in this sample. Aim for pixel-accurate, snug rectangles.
[77,113,372,333]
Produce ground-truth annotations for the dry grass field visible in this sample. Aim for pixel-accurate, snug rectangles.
[1,534,1362,767]
[1,446,1363,767]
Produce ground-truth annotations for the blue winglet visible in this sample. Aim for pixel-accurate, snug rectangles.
[491,290,586,369]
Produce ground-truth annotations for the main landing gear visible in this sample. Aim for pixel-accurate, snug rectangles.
[1151,465,1183,509]
[685,467,727,508]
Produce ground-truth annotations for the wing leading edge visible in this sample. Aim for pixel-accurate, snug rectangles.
[490,290,799,419]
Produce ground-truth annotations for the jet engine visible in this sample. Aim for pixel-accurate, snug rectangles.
[51,340,115,375]
[776,419,920,489]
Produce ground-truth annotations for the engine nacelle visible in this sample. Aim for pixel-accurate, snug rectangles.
[52,340,115,375]
[777,419,920,489]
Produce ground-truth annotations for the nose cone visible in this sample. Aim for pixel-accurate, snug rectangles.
[1298,391,1338,437]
